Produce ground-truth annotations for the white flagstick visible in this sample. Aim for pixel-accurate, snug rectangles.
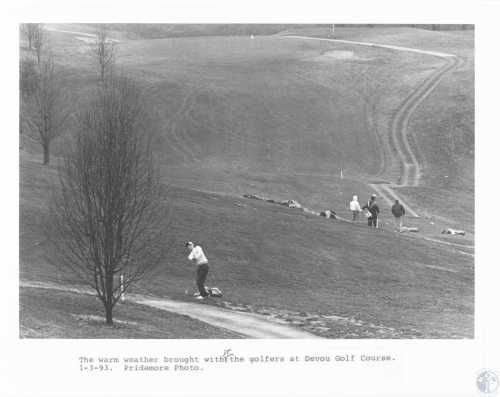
[340,168,343,180]
[120,274,125,302]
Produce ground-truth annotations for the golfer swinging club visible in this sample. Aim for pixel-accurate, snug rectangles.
[185,241,209,299]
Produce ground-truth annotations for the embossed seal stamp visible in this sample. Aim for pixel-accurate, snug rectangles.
[477,370,499,394]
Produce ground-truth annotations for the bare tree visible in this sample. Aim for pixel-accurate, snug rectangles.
[20,23,40,50]
[19,58,39,98]
[50,75,170,325]
[32,24,45,65]
[19,58,39,141]
[92,28,115,84]
[22,56,70,164]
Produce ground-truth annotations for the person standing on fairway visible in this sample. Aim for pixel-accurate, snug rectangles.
[391,199,405,231]
[363,194,380,228]
[350,195,362,221]
[186,241,209,300]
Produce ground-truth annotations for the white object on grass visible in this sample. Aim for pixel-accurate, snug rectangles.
[441,228,466,236]
[399,226,419,233]
[120,274,125,302]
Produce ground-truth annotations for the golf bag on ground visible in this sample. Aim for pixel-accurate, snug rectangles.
[206,286,223,297]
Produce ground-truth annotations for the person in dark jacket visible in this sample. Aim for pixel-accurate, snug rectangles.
[362,194,380,228]
[391,199,405,231]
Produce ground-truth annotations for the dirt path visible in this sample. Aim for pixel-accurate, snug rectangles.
[20,280,320,339]
[370,54,461,218]
[133,296,320,338]
[388,56,461,187]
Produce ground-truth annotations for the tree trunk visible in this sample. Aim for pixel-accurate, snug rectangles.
[105,304,113,325]
[100,63,106,84]
[43,142,50,165]
[105,271,114,325]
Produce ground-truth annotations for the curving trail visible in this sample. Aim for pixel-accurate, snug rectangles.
[20,280,320,339]
[370,55,462,217]
[280,35,461,218]
[388,56,462,187]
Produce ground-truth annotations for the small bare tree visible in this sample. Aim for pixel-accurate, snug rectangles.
[20,23,40,50]
[50,75,170,325]
[92,28,115,84]
[21,56,70,164]
[19,58,39,98]
[32,24,45,65]
[19,58,39,141]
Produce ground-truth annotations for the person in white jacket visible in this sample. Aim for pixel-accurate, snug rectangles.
[186,241,209,299]
[349,195,362,221]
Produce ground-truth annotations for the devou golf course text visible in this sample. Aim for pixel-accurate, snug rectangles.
[78,353,395,372]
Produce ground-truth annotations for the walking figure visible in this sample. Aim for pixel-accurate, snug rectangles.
[391,199,406,231]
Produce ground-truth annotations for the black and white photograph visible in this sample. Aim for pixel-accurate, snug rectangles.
[18,22,475,339]
[5,0,500,395]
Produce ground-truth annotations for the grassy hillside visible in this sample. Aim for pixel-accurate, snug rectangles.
[46,30,451,207]
[119,35,439,176]
[334,27,474,192]
[285,29,474,182]
[92,24,329,39]
[281,26,474,230]
[19,26,474,338]
[50,24,471,41]
[20,152,473,338]
[23,28,472,203]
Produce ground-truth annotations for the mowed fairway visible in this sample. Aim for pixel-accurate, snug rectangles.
[21,156,473,338]
[38,29,451,211]
[142,185,473,338]
[125,35,443,201]
[20,26,474,338]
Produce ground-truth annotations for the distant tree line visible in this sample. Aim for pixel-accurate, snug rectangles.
[334,24,474,31]
[87,23,473,40]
